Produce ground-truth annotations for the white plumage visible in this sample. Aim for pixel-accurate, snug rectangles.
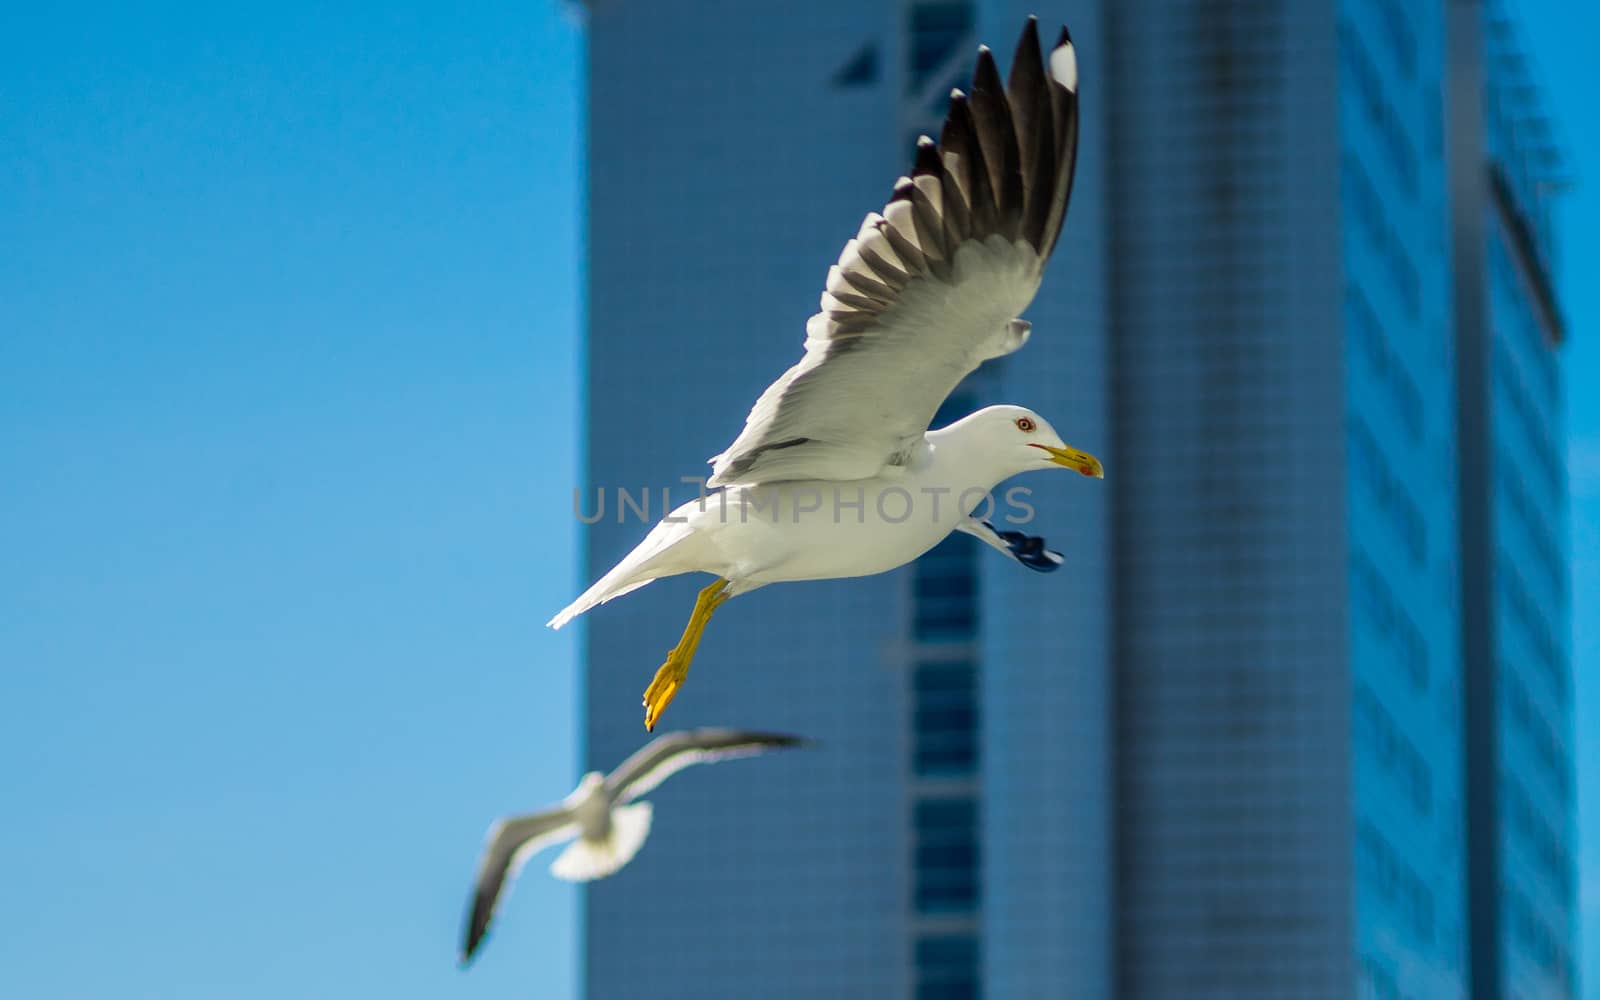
[460,729,806,963]
[553,19,1103,730]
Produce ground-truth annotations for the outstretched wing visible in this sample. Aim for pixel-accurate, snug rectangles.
[460,809,578,964]
[707,19,1080,487]
[605,729,808,804]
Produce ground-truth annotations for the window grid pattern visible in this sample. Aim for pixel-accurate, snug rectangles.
[1339,15,1420,198]
[1353,681,1432,816]
[1348,415,1428,566]
[1350,547,1429,691]
[1339,0,1463,994]
[1343,153,1422,320]
[1348,284,1425,441]
[1356,819,1436,945]
[1504,671,1571,806]
[909,378,981,998]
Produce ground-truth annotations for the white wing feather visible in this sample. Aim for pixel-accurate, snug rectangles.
[707,22,1080,487]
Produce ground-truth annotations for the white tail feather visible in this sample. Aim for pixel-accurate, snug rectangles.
[546,520,696,629]
[546,577,653,630]
[548,803,654,881]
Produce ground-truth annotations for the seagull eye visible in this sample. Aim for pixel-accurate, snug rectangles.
[1015,417,1036,433]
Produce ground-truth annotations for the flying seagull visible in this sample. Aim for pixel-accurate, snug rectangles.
[551,18,1100,730]
[460,728,806,964]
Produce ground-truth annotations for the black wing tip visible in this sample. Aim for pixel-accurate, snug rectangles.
[748,731,814,750]
[973,46,1004,88]
[680,727,813,747]
[1013,16,1042,54]
[460,922,488,966]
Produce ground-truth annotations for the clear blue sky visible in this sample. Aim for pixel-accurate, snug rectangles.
[0,3,1593,998]
[1,3,582,998]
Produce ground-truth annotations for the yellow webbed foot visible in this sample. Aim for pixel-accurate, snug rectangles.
[642,660,683,732]
[638,577,731,731]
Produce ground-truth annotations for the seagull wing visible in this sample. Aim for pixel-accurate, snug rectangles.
[461,808,579,964]
[707,20,1080,488]
[606,729,808,804]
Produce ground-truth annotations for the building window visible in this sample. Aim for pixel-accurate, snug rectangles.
[913,798,979,914]
[1505,671,1571,804]
[915,934,980,1000]
[1351,548,1429,691]
[1344,154,1422,321]
[1347,283,1424,441]
[914,538,978,641]
[914,660,979,776]
[908,2,974,96]
[1356,819,1435,944]
[1339,16,1419,199]
[1370,0,1417,82]
[1348,414,1427,566]
[1496,553,1566,701]
[1354,681,1432,816]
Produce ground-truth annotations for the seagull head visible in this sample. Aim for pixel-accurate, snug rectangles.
[955,404,1103,479]
[564,771,608,807]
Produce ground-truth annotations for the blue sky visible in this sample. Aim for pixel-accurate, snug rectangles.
[0,2,1593,998]
[1,4,582,997]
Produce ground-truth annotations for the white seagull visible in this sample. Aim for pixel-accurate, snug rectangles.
[459,729,806,963]
[552,19,1102,730]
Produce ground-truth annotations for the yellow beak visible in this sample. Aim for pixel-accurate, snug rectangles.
[1030,443,1104,478]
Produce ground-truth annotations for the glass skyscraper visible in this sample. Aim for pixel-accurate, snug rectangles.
[1452,1,1578,996]
[578,1,1573,997]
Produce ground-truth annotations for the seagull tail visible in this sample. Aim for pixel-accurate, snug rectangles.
[546,520,696,629]
[547,803,654,881]
[546,576,653,630]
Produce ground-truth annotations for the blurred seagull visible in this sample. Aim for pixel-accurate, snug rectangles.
[459,729,806,964]
[551,18,1101,730]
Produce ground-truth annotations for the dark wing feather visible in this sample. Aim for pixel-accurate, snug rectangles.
[969,46,1025,240]
[606,729,808,804]
[706,20,1080,487]
[460,809,578,964]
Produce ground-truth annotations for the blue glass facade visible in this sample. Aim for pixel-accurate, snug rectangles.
[1339,1,1467,996]
[1446,1,1577,997]
[1479,2,1576,992]
[1107,0,1352,993]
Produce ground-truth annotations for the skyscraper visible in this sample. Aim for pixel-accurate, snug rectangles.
[1451,1,1578,996]
[578,1,1573,998]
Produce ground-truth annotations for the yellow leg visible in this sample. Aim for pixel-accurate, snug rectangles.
[642,578,731,731]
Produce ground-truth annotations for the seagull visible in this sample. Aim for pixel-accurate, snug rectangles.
[459,728,806,964]
[551,18,1101,730]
